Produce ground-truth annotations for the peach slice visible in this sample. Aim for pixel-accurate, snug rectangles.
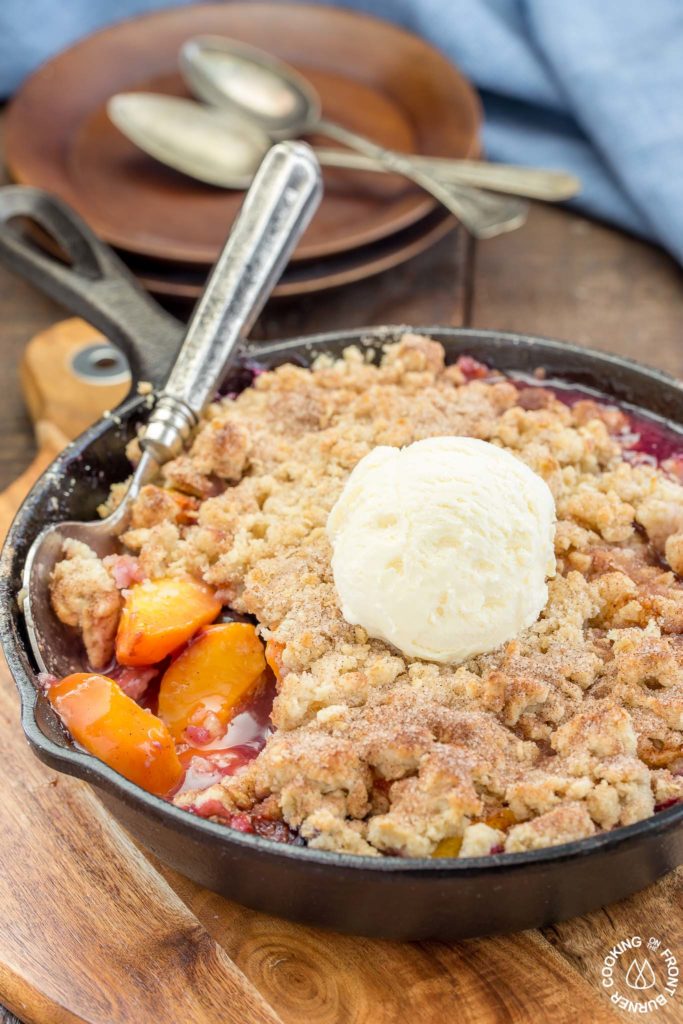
[158,622,266,743]
[48,673,183,796]
[116,576,221,666]
[641,748,680,769]
[130,485,200,529]
[265,638,285,682]
[476,808,517,832]
[432,836,463,858]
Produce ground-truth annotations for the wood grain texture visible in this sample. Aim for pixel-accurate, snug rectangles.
[20,318,129,439]
[0,421,67,531]
[155,866,622,1024]
[544,870,683,1024]
[471,203,683,374]
[133,210,457,304]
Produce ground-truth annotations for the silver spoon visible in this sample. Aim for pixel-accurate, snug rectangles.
[315,149,580,201]
[109,91,525,240]
[109,92,580,201]
[179,37,530,240]
[22,140,322,678]
[180,37,580,201]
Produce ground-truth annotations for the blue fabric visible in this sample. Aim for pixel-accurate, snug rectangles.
[2,0,682,260]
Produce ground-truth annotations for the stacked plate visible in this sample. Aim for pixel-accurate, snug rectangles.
[5,3,481,309]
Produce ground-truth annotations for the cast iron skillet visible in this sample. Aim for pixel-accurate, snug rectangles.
[0,187,681,941]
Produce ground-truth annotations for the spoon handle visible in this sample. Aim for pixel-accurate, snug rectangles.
[316,118,528,239]
[314,149,580,201]
[141,141,321,463]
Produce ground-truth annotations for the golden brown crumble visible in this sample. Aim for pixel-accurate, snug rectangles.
[50,539,121,669]
[51,334,683,856]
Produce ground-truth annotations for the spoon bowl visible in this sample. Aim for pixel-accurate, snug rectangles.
[23,453,157,677]
[108,93,271,189]
[181,36,320,139]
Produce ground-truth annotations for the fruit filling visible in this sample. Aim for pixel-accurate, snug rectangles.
[45,336,683,856]
[116,576,222,666]
[47,672,183,797]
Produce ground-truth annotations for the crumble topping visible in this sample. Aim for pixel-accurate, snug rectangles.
[50,539,121,670]
[51,334,683,856]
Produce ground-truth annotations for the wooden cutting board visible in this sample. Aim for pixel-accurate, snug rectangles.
[1,319,680,1024]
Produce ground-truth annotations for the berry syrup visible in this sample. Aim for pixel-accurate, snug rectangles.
[511,372,683,469]
[174,677,276,795]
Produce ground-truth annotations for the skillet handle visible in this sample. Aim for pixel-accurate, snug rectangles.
[0,185,184,388]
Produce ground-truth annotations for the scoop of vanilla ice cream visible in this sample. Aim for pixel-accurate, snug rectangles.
[327,437,556,664]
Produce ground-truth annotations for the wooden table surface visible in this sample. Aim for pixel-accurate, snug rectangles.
[1,110,683,1024]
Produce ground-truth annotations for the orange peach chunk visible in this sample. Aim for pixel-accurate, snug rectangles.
[432,836,463,858]
[477,808,517,831]
[158,623,266,743]
[116,576,221,666]
[265,638,285,682]
[48,673,183,796]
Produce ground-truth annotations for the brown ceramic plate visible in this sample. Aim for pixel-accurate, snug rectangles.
[129,207,456,303]
[5,2,480,265]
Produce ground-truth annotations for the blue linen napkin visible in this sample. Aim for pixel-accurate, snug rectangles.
[2,0,682,261]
